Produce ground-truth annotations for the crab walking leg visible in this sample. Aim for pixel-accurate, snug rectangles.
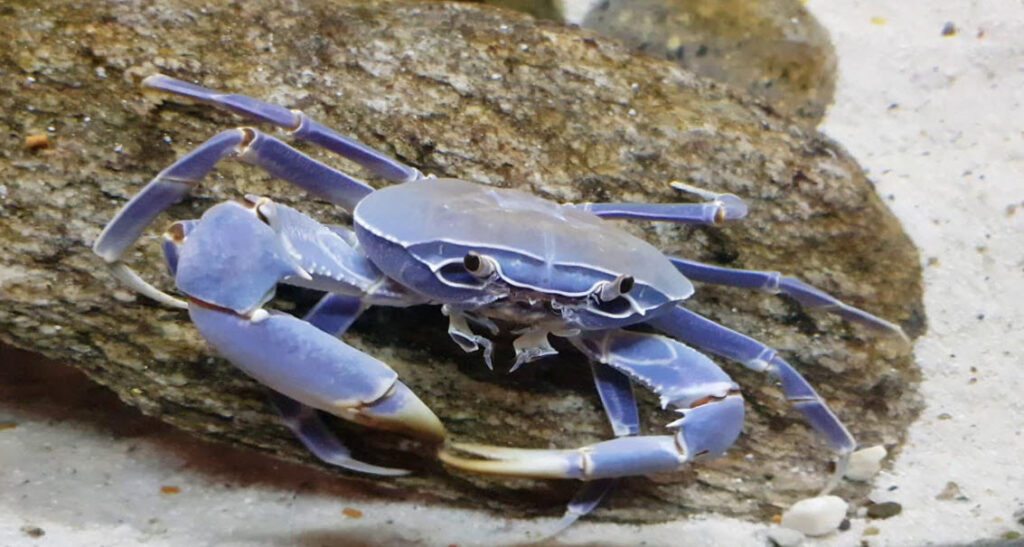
[578,200,747,225]
[580,202,734,224]
[93,130,244,307]
[577,181,747,225]
[590,361,640,437]
[553,480,616,533]
[547,363,639,534]
[440,331,746,481]
[269,391,409,476]
[302,293,365,336]
[647,306,855,487]
[93,129,375,306]
[143,75,423,183]
[189,304,445,443]
[668,257,906,335]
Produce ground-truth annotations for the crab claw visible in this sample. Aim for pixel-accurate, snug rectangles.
[188,303,445,444]
[349,380,446,443]
[440,391,745,480]
[439,436,688,480]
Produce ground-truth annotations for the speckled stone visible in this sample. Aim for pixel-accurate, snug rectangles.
[0,0,922,523]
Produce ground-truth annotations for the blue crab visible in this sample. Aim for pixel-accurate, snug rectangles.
[93,75,903,531]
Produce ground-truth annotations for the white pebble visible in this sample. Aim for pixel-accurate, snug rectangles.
[766,526,805,546]
[845,445,887,481]
[780,495,848,536]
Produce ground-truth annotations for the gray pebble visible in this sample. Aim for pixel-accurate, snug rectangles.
[867,501,903,519]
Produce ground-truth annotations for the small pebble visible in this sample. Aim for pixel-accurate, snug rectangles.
[863,526,880,536]
[21,525,45,538]
[866,501,902,519]
[941,22,957,36]
[935,481,961,500]
[781,495,848,536]
[767,527,805,546]
[838,518,851,531]
[845,445,887,481]
[24,134,49,150]
[342,507,363,518]
[160,485,180,494]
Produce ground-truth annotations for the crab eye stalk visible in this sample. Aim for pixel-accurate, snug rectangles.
[598,274,635,302]
[463,251,496,278]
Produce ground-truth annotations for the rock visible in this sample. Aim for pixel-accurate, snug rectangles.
[935,481,962,500]
[578,0,837,124]
[866,501,903,519]
[767,526,805,546]
[20,526,45,539]
[474,0,838,124]
[0,0,923,522]
[780,495,848,536]
[845,445,887,481]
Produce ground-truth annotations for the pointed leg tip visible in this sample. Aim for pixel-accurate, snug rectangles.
[438,443,576,479]
[862,314,910,342]
[345,462,412,478]
[895,325,912,343]
[141,74,171,88]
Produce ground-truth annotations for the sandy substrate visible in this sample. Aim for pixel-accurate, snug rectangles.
[2,0,1022,545]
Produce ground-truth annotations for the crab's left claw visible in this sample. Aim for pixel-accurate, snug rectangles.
[440,392,744,480]
[439,436,688,480]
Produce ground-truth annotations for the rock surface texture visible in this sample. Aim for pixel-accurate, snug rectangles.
[0,0,922,523]
[472,0,837,124]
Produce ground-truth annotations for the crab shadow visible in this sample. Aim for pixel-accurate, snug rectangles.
[0,342,641,544]
[0,343,426,504]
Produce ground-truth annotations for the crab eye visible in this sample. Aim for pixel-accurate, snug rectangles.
[598,274,634,302]
[463,252,495,278]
